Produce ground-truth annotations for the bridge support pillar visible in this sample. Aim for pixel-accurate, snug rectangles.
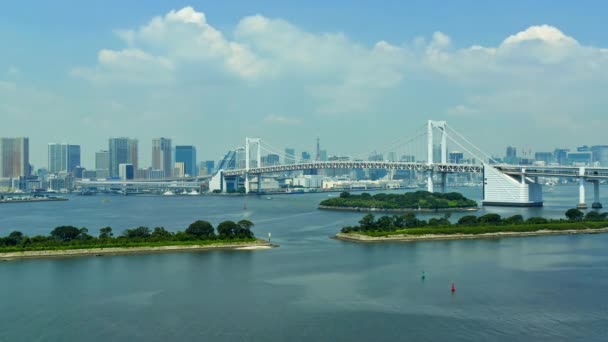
[244,173,250,194]
[257,176,262,194]
[427,171,434,193]
[440,172,447,193]
[591,180,602,209]
[577,177,587,209]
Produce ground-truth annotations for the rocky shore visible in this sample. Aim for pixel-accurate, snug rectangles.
[0,239,276,261]
[335,227,608,243]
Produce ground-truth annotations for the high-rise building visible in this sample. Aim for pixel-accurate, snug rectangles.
[68,145,81,172]
[95,150,110,171]
[152,138,172,177]
[128,139,138,170]
[505,146,518,164]
[301,152,311,161]
[48,143,80,173]
[387,152,397,162]
[319,150,328,161]
[109,138,130,178]
[174,162,185,178]
[0,137,29,178]
[285,148,295,164]
[591,145,608,167]
[205,160,215,174]
[554,149,570,165]
[235,147,246,169]
[175,145,197,177]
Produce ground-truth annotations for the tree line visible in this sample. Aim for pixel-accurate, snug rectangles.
[341,208,608,233]
[321,191,478,210]
[0,220,256,251]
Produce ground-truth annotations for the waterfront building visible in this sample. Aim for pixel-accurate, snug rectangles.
[301,151,311,161]
[591,145,608,166]
[235,147,246,169]
[48,143,80,173]
[95,150,109,171]
[152,138,172,177]
[174,162,185,178]
[0,137,29,178]
[175,145,197,177]
[567,151,592,166]
[319,150,328,161]
[109,138,130,178]
[119,163,134,180]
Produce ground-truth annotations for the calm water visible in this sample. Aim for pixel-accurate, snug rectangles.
[1,186,608,341]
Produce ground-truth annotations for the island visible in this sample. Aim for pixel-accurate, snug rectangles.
[0,219,275,260]
[319,191,478,212]
[336,209,608,242]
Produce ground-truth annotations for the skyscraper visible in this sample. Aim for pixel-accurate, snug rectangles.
[0,137,29,178]
[95,150,109,171]
[109,138,130,178]
[175,145,197,177]
[285,148,295,164]
[152,138,172,177]
[48,143,80,173]
[128,139,138,170]
[301,151,311,161]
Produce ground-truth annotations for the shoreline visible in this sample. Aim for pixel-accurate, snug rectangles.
[335,227,608,243]
[318,205,479,213]
[0,239,276,261]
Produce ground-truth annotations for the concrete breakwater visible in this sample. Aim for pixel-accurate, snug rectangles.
[335,227,608,243]
[0,240,276,261]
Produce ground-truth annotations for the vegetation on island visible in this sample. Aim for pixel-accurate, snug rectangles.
[340,208,608,236]
[0,219,257,253]
[320,191,478,210]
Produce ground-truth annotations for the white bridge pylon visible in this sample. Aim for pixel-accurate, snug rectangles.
[427,120,448,193]
[245,137,261,193]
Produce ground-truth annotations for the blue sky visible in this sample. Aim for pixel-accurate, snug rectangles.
[1,1,607,168]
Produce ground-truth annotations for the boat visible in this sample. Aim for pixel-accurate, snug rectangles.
[266,196,272,200]
[187,190,199,195]
[163,190,175,196]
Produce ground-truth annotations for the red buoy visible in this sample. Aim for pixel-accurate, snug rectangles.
[451,282,456,293]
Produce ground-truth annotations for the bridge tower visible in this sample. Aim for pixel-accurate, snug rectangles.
[427,120,448,193]
[245,138,261,193]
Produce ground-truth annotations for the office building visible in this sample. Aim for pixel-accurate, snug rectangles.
[152,138,172,177]
[119,163,134,180]
[128,139,138,170]
[319,150,328,162]
[0,137,29,178]
[285,148,295,164]
[301,151,311,161]
[175,145,197,177]
[48,143,80,173]
[505,146,518,164]
[554,149,570,165]
[449,151,464,164]
[534,152,554,164]
[174,162,185,178]
[109,138,130,178]
[95,150,110,171]
[591,145,608,166]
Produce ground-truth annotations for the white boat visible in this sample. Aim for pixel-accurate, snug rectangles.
[188,190,199,195]
[163,190,175,196]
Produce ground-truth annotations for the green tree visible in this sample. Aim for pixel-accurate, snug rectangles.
[458,215,478,226]
[504,215,524,225]
[4,231,25,246]
[584,211,608,221]
[99,227,113,239]
[151,227,172,239]
[339,192,351,199]
[565,208,584,221]
[358,214,376,230]
[526,217,549,224]
[123,226,151,239]
[50,226,82,242]
[478,213,502,225]
[377,216,393,230]
[78,227,93,241]
[217,221,239,239]
[185,220,215,239]
[236,220,255,238]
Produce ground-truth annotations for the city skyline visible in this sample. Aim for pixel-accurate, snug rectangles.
[2,2,608,168]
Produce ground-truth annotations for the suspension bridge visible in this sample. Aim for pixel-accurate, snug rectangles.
[210,120,608,209]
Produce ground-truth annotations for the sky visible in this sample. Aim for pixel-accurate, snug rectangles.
[1,0,608,169]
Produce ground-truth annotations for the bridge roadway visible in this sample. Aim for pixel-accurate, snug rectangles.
[223,161,608,180]
[76,180,203,189]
